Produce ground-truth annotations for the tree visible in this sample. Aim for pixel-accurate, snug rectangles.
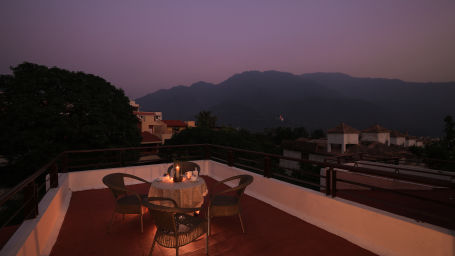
[0,62,141,185]
[310,129,326,139]
[444,115,455,149]
[265,126,309,145]
[195,111,217,128]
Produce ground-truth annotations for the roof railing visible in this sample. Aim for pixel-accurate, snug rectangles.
[1,144,454,249]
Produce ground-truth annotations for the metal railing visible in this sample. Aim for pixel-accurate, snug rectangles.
[1,144,454,249]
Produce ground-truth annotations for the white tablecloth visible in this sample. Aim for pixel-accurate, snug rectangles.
[148,177,208,208]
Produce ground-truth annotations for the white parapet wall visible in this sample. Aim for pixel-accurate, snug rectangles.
[67,160,207,191]
[207,161,455,256]
[0,174,72,256]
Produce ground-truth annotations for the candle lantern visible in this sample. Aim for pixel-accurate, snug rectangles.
[173,162,183,182]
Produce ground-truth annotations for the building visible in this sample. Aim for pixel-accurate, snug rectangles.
[161,120,188,134]
[327,123,360,154]
[390,130,406,146]
[130,100,195,144]
[416,139,424,147]
[129,100,139,112]
[405,135,417,147]
[361,124,390,145]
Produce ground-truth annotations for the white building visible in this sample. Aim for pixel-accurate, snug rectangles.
[390,130,406,146]
[361,124,390,146]
[405,136,417,147]
[327,123,359,154]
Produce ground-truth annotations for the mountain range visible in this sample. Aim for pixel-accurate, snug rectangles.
[135,71,455,136]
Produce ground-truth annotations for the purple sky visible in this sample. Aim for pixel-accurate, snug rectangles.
[1,0,455,98]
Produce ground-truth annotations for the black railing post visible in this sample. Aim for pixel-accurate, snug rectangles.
[228,150,234,166]
[24,181,38,219]
[264,156,271,178]
[63,152,69,173]
[50,163,59,188]
[204,145,211,160]
[325,168,331,196]
[120,150,125,166]
[331,168,337,198]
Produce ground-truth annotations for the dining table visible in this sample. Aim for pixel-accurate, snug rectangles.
[148,174,208,208]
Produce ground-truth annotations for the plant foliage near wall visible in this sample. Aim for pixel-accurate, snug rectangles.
[0,62,141,185]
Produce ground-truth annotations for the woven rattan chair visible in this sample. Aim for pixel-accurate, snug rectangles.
[207,175,253,236]
[143,197,208,256]
[102,173,151,233]
[167,161,201,176]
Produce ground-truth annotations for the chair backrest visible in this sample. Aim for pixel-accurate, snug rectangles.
[149,207,177,233]
[167,161,201,175]
[143,199,181,233]
[102,173,127,199]
[102,173,150,199]
[234,175,254,197]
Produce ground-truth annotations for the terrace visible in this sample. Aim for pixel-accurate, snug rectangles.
[0,144,454,256]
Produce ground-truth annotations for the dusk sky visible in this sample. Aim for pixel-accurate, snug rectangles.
[1,0,454,98]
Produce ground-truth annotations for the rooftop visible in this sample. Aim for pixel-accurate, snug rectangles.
[162,120,187,127]
[361,124,390,133]
[141,131,162,144]
[390,130,405,138]
[50,177,375,256]
[134,111,157,116]
[327,123,360,134]
[1,145,454,256]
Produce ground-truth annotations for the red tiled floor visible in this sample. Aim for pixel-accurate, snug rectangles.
[0,225,19,250]
[50,176,376,256]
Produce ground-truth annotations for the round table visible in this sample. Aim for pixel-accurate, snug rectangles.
[148,177,208,208]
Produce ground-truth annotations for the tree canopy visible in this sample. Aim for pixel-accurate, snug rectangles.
[410,115,455,171]
[166,127,280,154]
[0,62,141,185]
[195,111,217,128]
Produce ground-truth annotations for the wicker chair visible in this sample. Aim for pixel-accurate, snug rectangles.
[207,175,253,236]
[143,197,208,256]
[167,161,201,176]
[102,173,151,233]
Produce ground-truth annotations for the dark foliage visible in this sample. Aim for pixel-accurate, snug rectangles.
[310,129,325,139]
[410,115,455,171]
[195,110,217,128]
[165,127,280,154]
[0,62,141,185]
[265,126,309,145]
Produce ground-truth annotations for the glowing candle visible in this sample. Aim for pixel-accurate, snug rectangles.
[176,165,180,178]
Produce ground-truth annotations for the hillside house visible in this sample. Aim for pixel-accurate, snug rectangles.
[327,123,360,154]
[405,135,417,147]
[390,130,406,146]
[361,124,390,145]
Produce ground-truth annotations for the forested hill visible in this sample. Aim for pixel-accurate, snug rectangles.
[136,71,455,136]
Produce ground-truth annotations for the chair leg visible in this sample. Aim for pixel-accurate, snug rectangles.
[148,236,157,256]
[176,247,179,256]
[207,209,211,236]
[206,233,209,255]
[238,213,245,233]
[108,211,115,233]
[140,213,143,233]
